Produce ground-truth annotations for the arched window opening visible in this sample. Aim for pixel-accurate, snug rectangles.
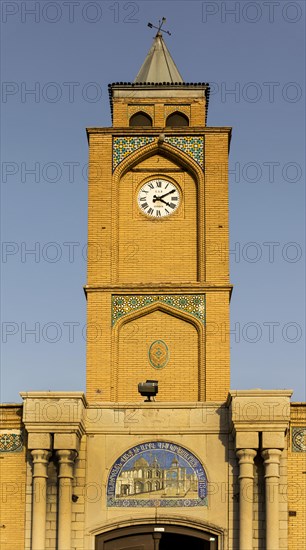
[166,111,189,127]
[130,112,153,127]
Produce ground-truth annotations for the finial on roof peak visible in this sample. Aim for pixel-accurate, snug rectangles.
[134,19,183,84]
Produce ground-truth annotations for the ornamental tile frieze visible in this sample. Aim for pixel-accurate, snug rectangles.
[0,431,23,452]
[113,136,155,169]
[164,136,204,167]
[113,136,204,169]
[292,427,306,452]
[112,294,205,326]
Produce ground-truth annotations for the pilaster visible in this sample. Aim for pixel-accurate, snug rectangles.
[56,449,78,550]
[236,448,257,550]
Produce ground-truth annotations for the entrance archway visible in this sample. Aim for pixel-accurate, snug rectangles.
[95,525,218,549]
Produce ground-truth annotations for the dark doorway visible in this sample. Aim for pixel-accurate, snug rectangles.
[159,532,209,549]
[102,533,155,550]
[96,525,217,550]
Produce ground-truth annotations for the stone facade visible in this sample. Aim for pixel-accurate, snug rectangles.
[2,396,305,548]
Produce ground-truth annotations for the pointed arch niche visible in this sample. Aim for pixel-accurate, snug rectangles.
[113,302,204,402]
[113,144,203,283]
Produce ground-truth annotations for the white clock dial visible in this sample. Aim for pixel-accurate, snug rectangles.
[137,179,180,218]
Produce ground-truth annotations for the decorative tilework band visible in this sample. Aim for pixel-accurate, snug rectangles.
[0,431,23,452]
[113,136,204,169]
[113,136,155,169]
[292,427,306,452]
[112,294,205,326]
[164,136,204,167]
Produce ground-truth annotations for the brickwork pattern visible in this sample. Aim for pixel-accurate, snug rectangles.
[112,97,207,128]
[117,309,200,402]
[25,452,33,550]
[288,404,306,549]
[128,104,155,124]
[279,449,289,549]
[0,406,26,550]
[164,104,191,119]
[117,159,197,283]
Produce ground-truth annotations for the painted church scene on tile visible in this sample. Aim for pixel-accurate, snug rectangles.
[1,20,305,550]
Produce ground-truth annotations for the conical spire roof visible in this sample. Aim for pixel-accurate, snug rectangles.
[134,33,183,84]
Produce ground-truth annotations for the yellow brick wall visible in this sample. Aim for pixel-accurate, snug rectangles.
[117,156,197,283]
[117,309,199,402]
[112,97,206,127]
[86,292,112,401]
[287,403,306,549]
[0,406,26,550]
[205,133,230,284]
[87,133,113,285]
[205,291,230,401]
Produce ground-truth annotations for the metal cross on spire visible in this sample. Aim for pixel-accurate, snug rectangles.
[148,17,171,36]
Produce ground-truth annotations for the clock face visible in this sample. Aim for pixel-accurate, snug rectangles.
[137,179,180,218]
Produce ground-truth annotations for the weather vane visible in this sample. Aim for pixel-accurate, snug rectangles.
[148,17,171,36]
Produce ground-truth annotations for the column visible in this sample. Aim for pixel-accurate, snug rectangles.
[261,448,282,550]
[31,449,51,550]
[236,448,257,550]
[56,449,77,550]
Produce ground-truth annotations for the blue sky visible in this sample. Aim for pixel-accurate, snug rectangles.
[1,1,305,402]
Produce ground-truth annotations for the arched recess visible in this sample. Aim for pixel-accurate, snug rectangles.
[113,139,204,187]
[112,141,205,283]
[166,111,189,127]
[130,111,153,127]
[93,519,223,550]
[112,302,205,402]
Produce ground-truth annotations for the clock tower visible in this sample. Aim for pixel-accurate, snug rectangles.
[85,31,232,403]
[4,25,299,550]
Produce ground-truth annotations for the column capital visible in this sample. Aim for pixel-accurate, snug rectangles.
[261,448,282,460]
[261,448,282,479]
[31,449,51,478]
[236,448,257,462]
[56,449,77,479]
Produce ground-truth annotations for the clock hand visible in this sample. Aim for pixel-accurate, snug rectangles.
[158,189,176,200]
[158,198,171,207]
[152,195,171,206]
[152,190,175,203]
